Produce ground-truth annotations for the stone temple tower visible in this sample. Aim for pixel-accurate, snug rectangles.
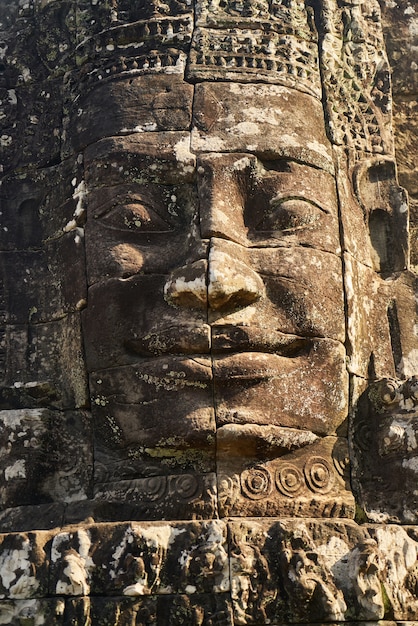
[0,0,417,623]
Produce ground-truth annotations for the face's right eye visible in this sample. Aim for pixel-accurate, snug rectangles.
[93,196,173,233]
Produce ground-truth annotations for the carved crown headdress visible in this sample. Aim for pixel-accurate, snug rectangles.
[7,0,393,161]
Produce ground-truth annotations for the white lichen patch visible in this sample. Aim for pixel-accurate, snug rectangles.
[93,395,108,406]
[63,180,87,234]
[208,248,263,301]
[245,106,282,125]
[313,535,350,577]
[4,459,26,481]
[53,529,94,596]
[0,538,40,599]
[231,121,260,136]
[400,349,418,377]
[20,68,31,83]
[164,274,206,301]
[307,139,333,162]
[0,598,48,625]
[112,524,187,596]
[121,122,158,133]
[367,525,418,621]
[204,520,230,593]
[55,552,90,595]
[174,135,195,166]
[137,371,207,391]
[0,408,43,431]
[7,89,17,105]
[191,131,225,152]
[279,133,300,147]
[232,156,252,171]
[72,180,87,219]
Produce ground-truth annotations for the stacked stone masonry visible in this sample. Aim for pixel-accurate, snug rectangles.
[0,0,417,624]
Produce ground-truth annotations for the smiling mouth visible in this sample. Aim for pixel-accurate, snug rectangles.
[123,324,313,385]
[124,323,312,358]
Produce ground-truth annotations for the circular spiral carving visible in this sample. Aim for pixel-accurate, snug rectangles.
[275,463,304,497]
[174,474,201,501]
[304,457,333,494]
[333,454,349,477]
[218,474,237,497]
[354,420,373,452]
[379,379,401,405]
[332,440,350,477]
[142,476,167,502]
[241,466,272,500]
[405,376,418,403]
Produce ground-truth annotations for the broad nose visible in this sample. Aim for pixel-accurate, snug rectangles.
[165,153,264,311]
[207,238,264,310]
[164,238,264,312]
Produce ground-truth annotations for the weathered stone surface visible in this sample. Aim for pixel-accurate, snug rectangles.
[0,409,92,510]
[351,377,418,523]
[1,315,88,411]
[380,0,418,271]
[93,474,218,521]
[0,503,65,533]
[0,531,51,600]
[380,0,418,97]
[156,594,233,626]
[189,0,321,97]
[63,496,218,527]
[0,238,85,324]
[191,84,333,171]
[368,525,418,621]
[317,0,394,159]
[66,75,194,153]
[228,519,418,624]
[331,149,409,273]
[0,160,85,254]
[62,596,156,626]
[49,521,229,597]
[80,109,349,519]
[0,598,65,625]
[63,594,233,626]
[345,257,418,380]
[213,339,347,436]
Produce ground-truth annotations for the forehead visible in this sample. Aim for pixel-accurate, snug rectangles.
[191,83,333,172]
[78,77,333,173]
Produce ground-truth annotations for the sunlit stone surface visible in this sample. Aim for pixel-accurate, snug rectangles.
[0,0,417,623]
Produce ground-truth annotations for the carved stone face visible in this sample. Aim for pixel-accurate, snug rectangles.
[81,77,351,518]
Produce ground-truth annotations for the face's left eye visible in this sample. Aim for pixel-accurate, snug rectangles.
[104,202,173,232]
[255,198,325,232]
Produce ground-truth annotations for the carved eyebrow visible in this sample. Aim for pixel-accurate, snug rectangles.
[269,195,330,214]
[91,192,167,220]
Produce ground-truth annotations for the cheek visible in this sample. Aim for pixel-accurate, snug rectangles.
[112,244,145,274]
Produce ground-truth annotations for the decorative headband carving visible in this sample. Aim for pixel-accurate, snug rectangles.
[68,0,321,98]
[64,0,393,157]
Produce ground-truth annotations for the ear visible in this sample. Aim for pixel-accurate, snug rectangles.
[353,158,409,274]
